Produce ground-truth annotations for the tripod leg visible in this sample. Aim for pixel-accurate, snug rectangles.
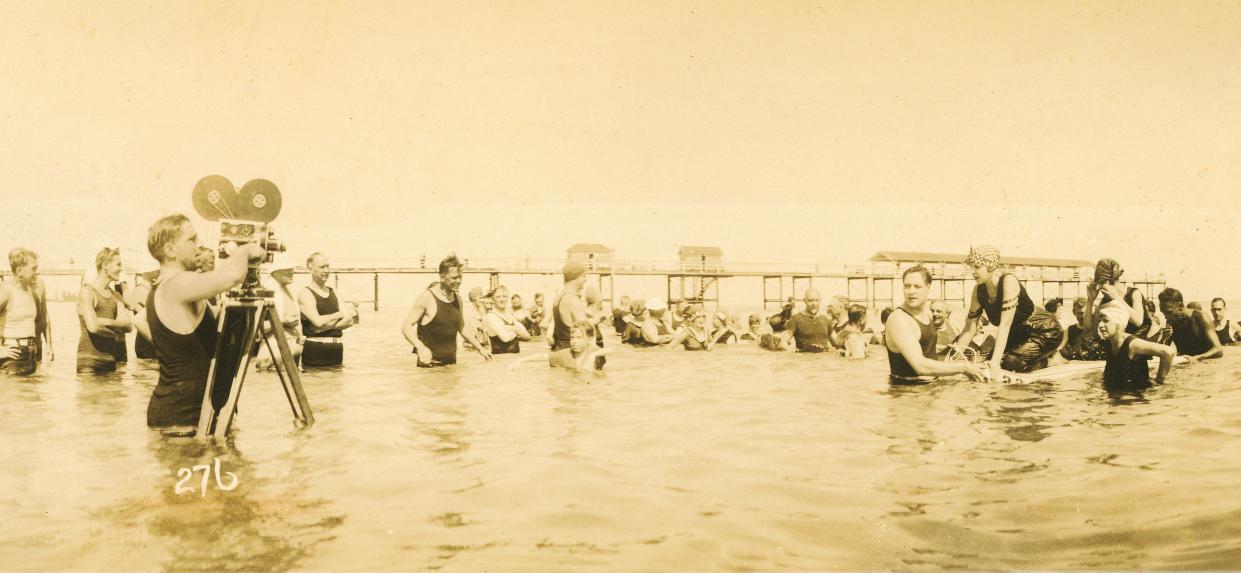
[196,304,234,439]
[262,304,314,426]
[211,304,263,438]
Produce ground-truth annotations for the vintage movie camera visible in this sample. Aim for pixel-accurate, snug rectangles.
[193,175,286,300]
[188,175,312,439]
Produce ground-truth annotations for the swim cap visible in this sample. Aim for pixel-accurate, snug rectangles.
[647,297,667,312]
[563,260,586,283]
[270,253,295,272]
[1093,258,1124,283]
[963,245,1000,270]
[1096,302,1128,326]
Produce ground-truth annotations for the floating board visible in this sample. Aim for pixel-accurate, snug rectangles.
[994,355,1189,384]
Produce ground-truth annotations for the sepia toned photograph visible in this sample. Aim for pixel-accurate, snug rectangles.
[2,1,1239,571]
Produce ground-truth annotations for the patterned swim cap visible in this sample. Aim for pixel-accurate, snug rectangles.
[963,245,1000,270]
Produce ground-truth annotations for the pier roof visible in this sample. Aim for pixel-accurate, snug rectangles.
[869,251,1092,268]
[678,246,722,256]
[567,243,613,253]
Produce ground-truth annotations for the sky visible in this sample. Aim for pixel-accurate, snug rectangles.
[1,1,1238,299]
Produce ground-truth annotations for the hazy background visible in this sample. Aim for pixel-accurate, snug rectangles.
[1,1,1238,300]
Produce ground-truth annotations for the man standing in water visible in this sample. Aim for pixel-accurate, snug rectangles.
[144,214,265,428]
[1209,298,1238,345]
[76,247,133,374]
[298,252,359,367]
[1157,288,1223,360]
[401,254,491,366]
[0,247,53,375]
[550,261,591,355]
[887,266,984,383]
[783,288,833,352]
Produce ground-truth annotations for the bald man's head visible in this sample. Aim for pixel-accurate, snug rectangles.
[804,288,822,315]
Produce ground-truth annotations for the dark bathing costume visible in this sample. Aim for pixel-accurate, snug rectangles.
[146,282,217,428]
[416,285,462,366]
[1103,334,1151,389]
[971,273,1063,373]
[1215,320,1235,346]
[1169,310,1213,357]
[786,311,832,352]
[887,307,937,384]
[77,284,120,373]
[551,291,572,351]
[487,311,521,354]
[301,284,345,367]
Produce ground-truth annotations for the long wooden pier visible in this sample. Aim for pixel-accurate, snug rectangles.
[5,257,1167,312]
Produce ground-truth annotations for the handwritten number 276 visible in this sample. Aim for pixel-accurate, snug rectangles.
[174,458,239,497]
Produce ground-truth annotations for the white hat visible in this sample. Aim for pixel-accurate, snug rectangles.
[646,297,667,312]
[270,253,296,272]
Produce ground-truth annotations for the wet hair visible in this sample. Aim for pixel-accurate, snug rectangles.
[147,213,190,263]
[1212,298,1226,308]
[1158,288,1184,307]
[1072,297,1087,312]
[438,254,462,276]
[94,247,120,271]
[1044,299,1063,313]
[305,252,326,268]
[902,265,932,286]
[8,247,37,273]
[847,304,866,326]
[880,307,893,324]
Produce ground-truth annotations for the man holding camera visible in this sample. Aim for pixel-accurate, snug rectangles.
[298,252,358,368]
[145,213,265,429]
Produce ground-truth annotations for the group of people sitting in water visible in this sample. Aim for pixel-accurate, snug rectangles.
[0,219,1235,428]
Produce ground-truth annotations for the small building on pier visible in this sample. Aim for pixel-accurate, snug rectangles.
[566,243,614,271]
[678,246,723,272]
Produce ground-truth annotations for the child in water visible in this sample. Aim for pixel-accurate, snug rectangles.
[509,323,612,372]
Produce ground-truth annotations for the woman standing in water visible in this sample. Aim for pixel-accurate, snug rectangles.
[951,246,1063,373]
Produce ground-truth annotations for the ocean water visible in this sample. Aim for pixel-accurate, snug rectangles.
[3,302,1241,571]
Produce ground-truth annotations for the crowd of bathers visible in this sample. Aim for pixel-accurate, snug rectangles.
[0,216,1235,428]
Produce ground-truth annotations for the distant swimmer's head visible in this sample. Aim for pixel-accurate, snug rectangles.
[490,285,510,310]
[570,323,597,354]
[563,260,586,285]
[1093,258,1124,285]
[8,247,39,285]
[1158,288,1186,319]
[194,246,216,273]
[584,286,602,306]
[438,254,463,291]
[1211,298,1227,322]
[1095,302,1130,339]
[964,245,1000,283]
[269,253,296,285]
[1072,297,1088,323]
[847,304,867,327]
[630,298,647,317]
[929,299,949,327]
[95,247,123,282]
[748,314,762,328]
[306,252,330,284]
[647,297,667,318]
[902,265,933,307]
[510,293,523,310]
[803,289,822,315]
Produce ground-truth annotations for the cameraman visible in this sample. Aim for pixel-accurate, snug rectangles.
[144,213,265,429]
